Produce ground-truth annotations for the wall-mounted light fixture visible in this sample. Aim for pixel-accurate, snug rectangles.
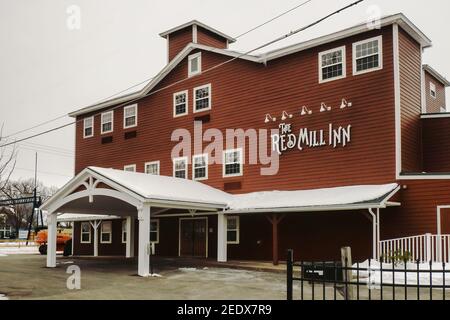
[320,103,331,113]
[340,99,352,109]
[300,106,312,116]
[264,114,277,123]
[281,111,293,121]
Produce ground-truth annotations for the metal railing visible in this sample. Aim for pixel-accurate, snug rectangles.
[286,250,450,301]
[379,234,450,263]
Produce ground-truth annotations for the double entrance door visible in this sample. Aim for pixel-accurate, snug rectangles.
[179,218,208,258]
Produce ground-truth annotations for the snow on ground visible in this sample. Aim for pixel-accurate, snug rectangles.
[0,294,8,300]
[0,246,39,255]
[354,260,450,287]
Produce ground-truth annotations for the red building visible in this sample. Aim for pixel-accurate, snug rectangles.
[42,14,450,276]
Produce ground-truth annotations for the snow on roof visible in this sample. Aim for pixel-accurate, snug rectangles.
[57,213,121,222]
[90,167,233,207]
[227,184,399,212]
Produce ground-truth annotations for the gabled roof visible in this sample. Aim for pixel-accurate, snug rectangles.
[69,13,432,118]
[68,43,260,117]
[423,65,450,87]
[159,20,236,43]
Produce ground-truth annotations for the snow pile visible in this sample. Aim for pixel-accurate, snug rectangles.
[0,246,39,255]
[354,260,450,287]
[0,294,8,300]
[229,184,398,211]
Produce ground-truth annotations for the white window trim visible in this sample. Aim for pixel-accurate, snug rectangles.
[124,164,136,172]
[80,222,91,244]
[318,46,347,83]
[123,104,138,129]
[121,220,127,244]
[101,111,114,134]
[100,221,112,244]
[173,156,188,179]
[223,148,244,178]
[188,52,202,77]
[352,35,383,76]
[192,154,208,181]
[145,161,160,175]
[83,116,94,138]
[430,82,437,99]
[227,216,240,245]
[150,219,160,244]
[173,90,189,118]
[193,84,212,113]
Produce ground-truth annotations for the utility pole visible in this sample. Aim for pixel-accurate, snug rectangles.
[26,153,39,245]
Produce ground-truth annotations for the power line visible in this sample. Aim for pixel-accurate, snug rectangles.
[0,0,364,149]
[14,167,72,178]
[234,0,314,39]
[2,1,317,141]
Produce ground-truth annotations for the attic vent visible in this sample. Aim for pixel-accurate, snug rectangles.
[101,136,113,144]
[194,115,211,123]
[224,182,242,191]
[124,131,137,140]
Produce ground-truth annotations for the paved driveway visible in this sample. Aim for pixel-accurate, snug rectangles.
[0,255,291,300]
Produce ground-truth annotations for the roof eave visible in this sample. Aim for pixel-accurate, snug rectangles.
[159,20,236,43]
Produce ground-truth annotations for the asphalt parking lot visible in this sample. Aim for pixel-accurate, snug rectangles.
[0,254,293,300]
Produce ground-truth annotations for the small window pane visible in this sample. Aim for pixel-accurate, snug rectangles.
[195,86,210,111]
[227,231,237,242]
[174,92,187,116]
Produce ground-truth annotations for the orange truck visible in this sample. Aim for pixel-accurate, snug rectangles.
[35,229,72,256]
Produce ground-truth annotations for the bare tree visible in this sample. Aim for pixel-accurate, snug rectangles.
[1,179,57,236]
[0,124,17,192]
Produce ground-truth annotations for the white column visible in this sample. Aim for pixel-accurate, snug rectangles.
[126,216,134,258]
[217,212,227,262]
[90,220,100,257]
[138,204,151,277]
[46,212,57,268]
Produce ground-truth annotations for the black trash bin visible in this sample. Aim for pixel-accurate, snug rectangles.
[301,262,343,282]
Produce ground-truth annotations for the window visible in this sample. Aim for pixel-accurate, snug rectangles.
[0,226,11,239]
[83,117,94,138]
[145,161,160,175]
[80,222,91,243]
[353,36,383,75]
[227,216,239,244]
[188,52,202,77]
[150,220,159,244]
[319,46,346,83]
[173,157,188,179]
[101,111,114,134]
[122,220,127,244]
[100,221,112,244]
[193,154,208,180]
[123,104,137,128]
[430,82,437,99]
[173,91,188,117]
[223,148,243,177]
[124,165,136,172]
[194,84,211,113]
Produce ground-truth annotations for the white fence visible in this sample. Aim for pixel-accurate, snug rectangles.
[379,234,450,263]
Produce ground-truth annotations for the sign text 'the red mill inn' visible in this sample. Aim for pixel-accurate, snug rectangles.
[272,122,352,155]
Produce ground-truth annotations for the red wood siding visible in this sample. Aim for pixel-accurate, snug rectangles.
[424,71,447,113]
[399,28,422,173]
[383,180,450,239]
[422,117,450,172]
[168,28,193,61]
[75,27,397,193]
[197,26,228,49]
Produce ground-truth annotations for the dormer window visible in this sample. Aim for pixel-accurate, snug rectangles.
[188,52,202,77]
[101,111,114,134]
[83,116,94,138]
[430,82,437,99]
[123,104,137,129]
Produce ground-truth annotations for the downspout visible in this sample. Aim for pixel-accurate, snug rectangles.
[368,209,379,261]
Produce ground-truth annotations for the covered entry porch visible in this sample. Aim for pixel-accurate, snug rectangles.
[41,167,232,277]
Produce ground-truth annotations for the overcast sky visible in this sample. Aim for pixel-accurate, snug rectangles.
[1,0,449,188]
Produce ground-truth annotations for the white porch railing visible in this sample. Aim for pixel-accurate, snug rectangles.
[379,234,450,263]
